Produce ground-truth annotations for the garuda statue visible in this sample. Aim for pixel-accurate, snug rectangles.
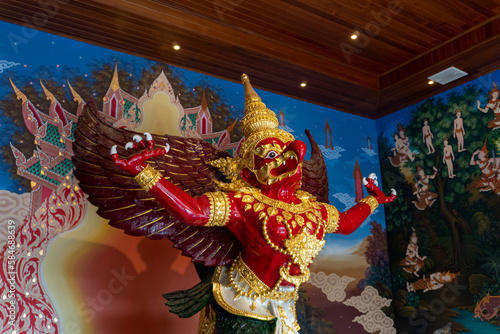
[73,74,396,334]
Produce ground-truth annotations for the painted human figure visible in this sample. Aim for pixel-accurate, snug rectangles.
[453,109,466,152]
[443,138,455,178]
[423,272,455,292]
[477,82,500,130]
[110,74,396,334]
[398,134,413,160]
[400,228,426,277]
[422,119,435,154]
[412,165,438,210]
[398,123,409,147]
[407,272,458,293]
[390,133,414,166]
[470,139,500,194]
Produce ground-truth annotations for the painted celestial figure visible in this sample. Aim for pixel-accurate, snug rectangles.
[477,82,500,130]
[400,228,426,277]
[422,118,435,154]
[73,74,396,334]
[442,138,455,178]
[407,271,458,293]
[470,138,500,194]
[389,133,414,166]
[412,165,438,210]
[398,124,409,144]
[453,109,466,152]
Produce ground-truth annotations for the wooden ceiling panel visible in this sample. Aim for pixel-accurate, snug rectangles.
[1,0,499,118]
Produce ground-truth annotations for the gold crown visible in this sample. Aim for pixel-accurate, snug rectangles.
[239,74,294,168]
[492,82,498,95]
[240,74,280,136]
[481,138,489,154]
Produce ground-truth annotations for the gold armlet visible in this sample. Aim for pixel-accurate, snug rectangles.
[359,195,379,213]
[206,191,231,226]
[324,204,339,233]
[134,164,162,191]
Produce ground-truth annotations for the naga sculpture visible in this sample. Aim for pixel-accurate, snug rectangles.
[73,74,395,333]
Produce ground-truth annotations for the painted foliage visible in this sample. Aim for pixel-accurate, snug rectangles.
[377,69,500,333]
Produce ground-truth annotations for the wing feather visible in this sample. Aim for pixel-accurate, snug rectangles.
[301,130,330,203]
[73,99,240,266]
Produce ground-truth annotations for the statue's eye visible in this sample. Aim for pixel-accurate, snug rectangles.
[265,151,278,159]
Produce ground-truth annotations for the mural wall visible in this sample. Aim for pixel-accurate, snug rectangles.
[0,21,394,334]
[377,68,500,333]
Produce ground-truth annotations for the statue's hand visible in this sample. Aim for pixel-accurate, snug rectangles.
[363,173,397,204]
[111,132,169,176]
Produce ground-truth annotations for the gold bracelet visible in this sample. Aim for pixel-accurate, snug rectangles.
[205,191,231,226]
[324,204,339,233]
[134,164,162,191]
[359,195,379,213]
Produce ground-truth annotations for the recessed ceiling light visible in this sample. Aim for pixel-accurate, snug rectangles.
[172,43,180,50]
[300,82,307,87]
[350,33,358,40]
[428,80,434,85]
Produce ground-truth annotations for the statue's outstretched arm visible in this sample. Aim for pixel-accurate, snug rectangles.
[111,134,236,227]
[335,173,396,235]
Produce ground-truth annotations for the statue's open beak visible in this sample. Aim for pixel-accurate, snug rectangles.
[269,140,306,178]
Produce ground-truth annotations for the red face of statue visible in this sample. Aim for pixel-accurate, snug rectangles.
[251,137,307,186]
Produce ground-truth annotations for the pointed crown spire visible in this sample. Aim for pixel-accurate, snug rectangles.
[238,74,294,168]
[240,74,280,137]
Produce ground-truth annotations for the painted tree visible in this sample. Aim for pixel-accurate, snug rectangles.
[386,84,500,271]
[378,134,414,233]
[358,221,392,295]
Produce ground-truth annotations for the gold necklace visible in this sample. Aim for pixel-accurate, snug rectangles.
[233,191,327,292]
[252,192,325,253]
[241,191,327,288]
[252,190,320,214]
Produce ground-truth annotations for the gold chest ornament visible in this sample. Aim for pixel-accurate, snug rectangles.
[235,190,327,295]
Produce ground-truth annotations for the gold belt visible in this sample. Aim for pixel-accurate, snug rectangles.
[231,255,297,302]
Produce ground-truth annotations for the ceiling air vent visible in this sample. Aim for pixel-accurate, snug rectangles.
[428,67,468,85]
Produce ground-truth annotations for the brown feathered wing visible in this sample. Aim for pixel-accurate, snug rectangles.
[302,130,330,204]
[73,100,239,266]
